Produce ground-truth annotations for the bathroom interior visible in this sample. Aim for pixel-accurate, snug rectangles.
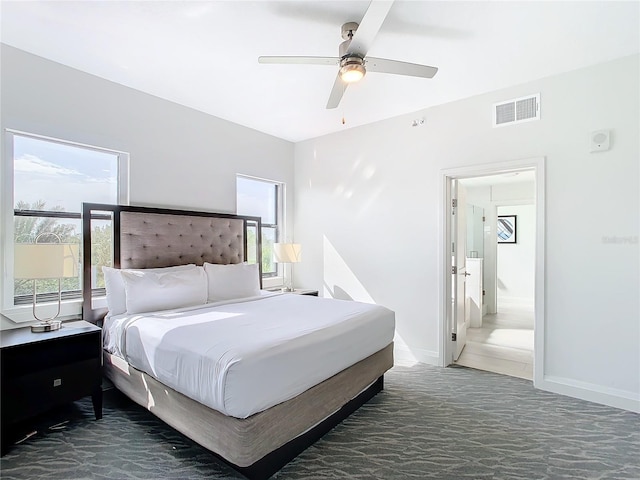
[455,173,535,380]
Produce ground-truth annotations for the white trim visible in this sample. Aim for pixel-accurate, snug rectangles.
[394,343,440,367]
[1,132,15,311]
[118,152,130,206]
[5,128,130,156]
[439,158,546,380]
[539,376,640,413]
[437,173,452,367]
[532,159,546,388]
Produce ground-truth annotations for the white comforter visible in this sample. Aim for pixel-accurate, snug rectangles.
[103,293,395,418]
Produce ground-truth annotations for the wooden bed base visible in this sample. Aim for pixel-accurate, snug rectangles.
[238,376,384,480]
[103,344,393,480]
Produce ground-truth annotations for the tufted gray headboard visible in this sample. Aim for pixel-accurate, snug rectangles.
[120,211,246,269]
[82,203,262,324]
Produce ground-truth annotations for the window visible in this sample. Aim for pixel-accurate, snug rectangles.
[236,175,282,278]
[5,130,128,312]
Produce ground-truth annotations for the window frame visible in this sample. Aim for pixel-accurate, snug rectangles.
[2,129,129,321]
[236,174,285,287]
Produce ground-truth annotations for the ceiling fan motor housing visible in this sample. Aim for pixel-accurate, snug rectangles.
[340,55,365,69]
[341,22,359,40]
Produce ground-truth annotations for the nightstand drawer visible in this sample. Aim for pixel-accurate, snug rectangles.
[3,358,101,423]
[2,334,100,377]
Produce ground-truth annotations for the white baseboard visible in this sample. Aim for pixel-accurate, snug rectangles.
[537,375,640,413]
[394,344,440,367]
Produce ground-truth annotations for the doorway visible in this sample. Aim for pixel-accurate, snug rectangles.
[456,198,535,379]
[440,158,545,386]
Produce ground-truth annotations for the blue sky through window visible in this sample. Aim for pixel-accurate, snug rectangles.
[14,134,118,212]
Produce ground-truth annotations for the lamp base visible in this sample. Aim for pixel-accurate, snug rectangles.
[31,320,62,333]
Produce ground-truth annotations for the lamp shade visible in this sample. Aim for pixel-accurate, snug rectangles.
[14,243,80,279]
[273,243,301,264]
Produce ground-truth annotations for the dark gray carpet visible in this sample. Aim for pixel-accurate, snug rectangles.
[1,364,638,480]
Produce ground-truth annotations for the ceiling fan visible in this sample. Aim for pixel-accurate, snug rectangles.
[258,0,438,109]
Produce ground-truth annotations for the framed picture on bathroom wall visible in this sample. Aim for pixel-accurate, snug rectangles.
[497,215,517,244]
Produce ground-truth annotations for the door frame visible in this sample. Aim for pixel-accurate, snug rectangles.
[451,178,469,361]
[439,157,546,387]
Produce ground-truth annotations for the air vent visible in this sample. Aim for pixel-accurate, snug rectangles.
[493,94,540,127]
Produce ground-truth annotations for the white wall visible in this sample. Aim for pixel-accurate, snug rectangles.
[0,45,294,327]
[496,204,535,303]
[294,54,639,410]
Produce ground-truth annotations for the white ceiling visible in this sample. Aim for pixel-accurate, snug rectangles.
[1,1,638,143]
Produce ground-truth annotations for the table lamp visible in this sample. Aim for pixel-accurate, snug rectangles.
[273,243,301,292]
[14,240,80,332]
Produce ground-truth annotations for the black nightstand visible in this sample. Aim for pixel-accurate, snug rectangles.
[0,320,102,453]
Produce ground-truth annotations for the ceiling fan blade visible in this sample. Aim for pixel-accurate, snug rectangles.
[326,74,348,109]
[366,57,438,78]
[348,0,394,57]
[258,56,338,66]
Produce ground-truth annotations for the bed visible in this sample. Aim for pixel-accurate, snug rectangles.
[81,203,395,479]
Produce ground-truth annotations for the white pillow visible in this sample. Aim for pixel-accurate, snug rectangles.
[204,262,260,302]
[121,267,208,314]
[103,264,196,316]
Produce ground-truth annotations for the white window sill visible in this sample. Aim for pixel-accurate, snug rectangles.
[262,275,285,290]
[2,298,84,324]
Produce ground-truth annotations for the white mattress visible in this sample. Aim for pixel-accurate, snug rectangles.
[103,293,395,419]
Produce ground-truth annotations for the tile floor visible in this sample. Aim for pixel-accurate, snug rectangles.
[455,300,534,380]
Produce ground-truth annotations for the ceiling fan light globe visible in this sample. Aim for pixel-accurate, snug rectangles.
[339,64,366,83]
